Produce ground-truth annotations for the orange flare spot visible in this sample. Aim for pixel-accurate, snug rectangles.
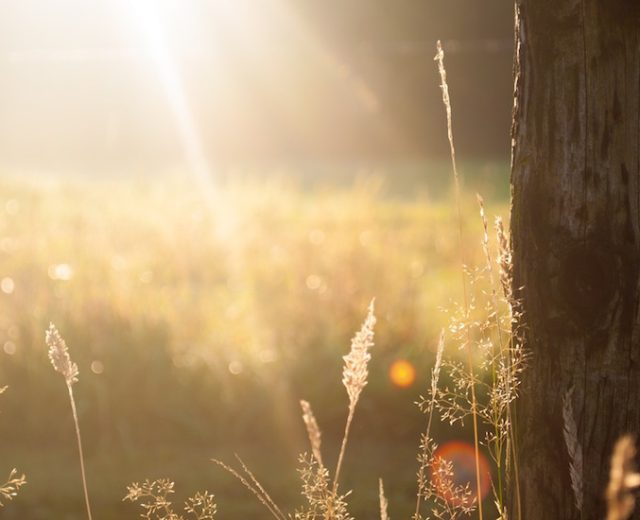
[389,359,416,388]
[432,441,491,507]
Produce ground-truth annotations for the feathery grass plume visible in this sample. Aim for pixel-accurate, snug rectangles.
[46,323,93,520]
[476,195,524,516]
[433,280,527,519]
[606,435,640,520]
[215,304,373,520]
[379,478,389,520]
[300,400,323,467]
[413,435,476,520]
[295,453,352,520]
[333,299,376,493]
[495,214,524,520]
[435,39,484,520]
[562,387,582,511]
[477,195,505,508]
[341,299,376,407]
[47,323,79,386]
[124,478,217,519]
[0,469,26,507]
[426,201,528,519]
[211,457,286,520]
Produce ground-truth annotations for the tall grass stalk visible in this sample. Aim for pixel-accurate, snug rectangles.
[477,196,523,518]
[435,39,484,520]
[212,302,375,520]
[46,324,93,520]
[211,457,286,520]
[495,216,522,520]
[332,299,376,494]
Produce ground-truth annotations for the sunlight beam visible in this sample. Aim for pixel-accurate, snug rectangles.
[129,1,216,205]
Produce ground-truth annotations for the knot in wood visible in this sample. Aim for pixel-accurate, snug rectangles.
[557,242,619,329]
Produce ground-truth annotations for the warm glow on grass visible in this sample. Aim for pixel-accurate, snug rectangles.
[389,359,416,388]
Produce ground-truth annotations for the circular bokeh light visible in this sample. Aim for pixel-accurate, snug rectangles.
[389,359,416,388]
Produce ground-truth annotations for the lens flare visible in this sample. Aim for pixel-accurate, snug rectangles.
[432,441,491,506]
[389,359,416,388]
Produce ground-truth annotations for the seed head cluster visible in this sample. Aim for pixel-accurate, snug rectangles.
[300,400,323,467]
[46,323,79,386]
[342,299,376,407]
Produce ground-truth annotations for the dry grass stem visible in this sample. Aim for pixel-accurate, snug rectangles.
[435,39,484,520]
[300,400,323,467]
[606,435,640,520]
[234,454,287,520]
[333,299,376,493]
[211,458,286,520]
[379,478,390,520]
[494,216,522,520]
[46,323,93,520]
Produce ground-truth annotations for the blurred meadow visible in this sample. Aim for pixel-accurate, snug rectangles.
[0,1,515,518]
[0,167,508,518]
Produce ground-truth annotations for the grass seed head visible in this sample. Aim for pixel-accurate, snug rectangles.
[46,323,79,386]
[342,299,376,407]
[379,478,390,520]
[300,400,323,467]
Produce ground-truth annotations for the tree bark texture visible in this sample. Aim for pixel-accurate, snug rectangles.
[511,1,640,518]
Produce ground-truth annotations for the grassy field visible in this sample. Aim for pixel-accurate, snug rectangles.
[0,166,509,518]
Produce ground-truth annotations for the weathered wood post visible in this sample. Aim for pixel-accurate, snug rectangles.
[510,1,640,518]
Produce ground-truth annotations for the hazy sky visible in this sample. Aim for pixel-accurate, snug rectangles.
[0,1,514,173]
